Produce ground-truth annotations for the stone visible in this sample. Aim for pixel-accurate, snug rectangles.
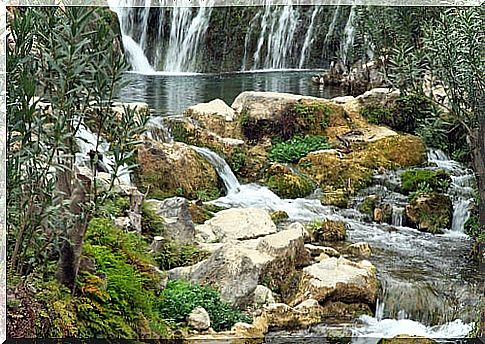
[305,245,340,258]
[187,307,211,331]
[146,197,196,244]
[187,99,237,121]
[315,253,330,262]
[379,335,437,344]
[346,242,372,258]
[252,285,275,306]
[196,208,278,242]
[257,302,323,331]
[311,219,347,242]
[405,193,453,234]
[292,256,378,307]
[294,298,320,310]
[137,140,221,201]
[232,91,319,121]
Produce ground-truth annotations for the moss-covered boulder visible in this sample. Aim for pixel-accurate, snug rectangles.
[405,193,453,234]
[137,140,223,200]
[299,149,374,193]
[310,219,347,242]
[270,210,289,225]
[265,163,316,199]
[400,169,451,195]
[320,189,350,208]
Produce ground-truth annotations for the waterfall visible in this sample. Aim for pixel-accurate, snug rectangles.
[339,5,355,66]
[108,0,155,74]
[163,0,214,72]
[322,6,340,53]
[391,206,404,227]
[298,6,322,69]
[190,146,241,194]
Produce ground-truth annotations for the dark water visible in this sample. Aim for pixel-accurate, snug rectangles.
[116,70,346,116]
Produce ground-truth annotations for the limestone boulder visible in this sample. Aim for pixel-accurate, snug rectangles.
[137,140,222,200]
[292,257,378,307]
[346,242,372,258]
[195,208,277,242]
[187,307,211,331]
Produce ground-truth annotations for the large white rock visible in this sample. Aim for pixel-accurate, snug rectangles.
[187,306,211,331]
[293,256,378,306]
[196,208,278,242]
[231,91,321,120]
[187,99,237,121]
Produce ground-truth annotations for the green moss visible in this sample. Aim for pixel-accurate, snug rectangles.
[270,210,289,225]
[226,147,247,173]
[360,104,393,125]
[400,169,450,195]
[195,188,221,202]
[170,121,194,144]
[267,173,316,199]
[308,219,347,242]
[154,240,210,271]
[96,195,130,218]
[358,196,377,217]
[159,280,250,331]
[320,189,350,208]
[269,135,331,163]
[141,202,166,236]
[293,101,331,133]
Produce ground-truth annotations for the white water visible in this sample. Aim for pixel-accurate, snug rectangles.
[163,0,214,72]
[391,206,404,227]
[75,119,131,185]
[339,5,355,66]
[352,317,473,342]
[427,148,475,233]
[298,6,322,69]
[323,6,341,51]
[108,0,155,74]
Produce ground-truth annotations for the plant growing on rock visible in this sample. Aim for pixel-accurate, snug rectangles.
[269,135,331,163]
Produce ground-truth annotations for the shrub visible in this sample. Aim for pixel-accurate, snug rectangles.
[141,202,166,236]
[159,280,250,331]
[269,135,331,163]
[400,169,451,195]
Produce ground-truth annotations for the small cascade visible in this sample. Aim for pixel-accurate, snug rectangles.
[74,118,132,185]
[190,146,241,194]
[121,36,155,74]
[391,206,404,227]
[322,6,341,53]
[298,6,322,69]
[145,117,174,144]
[427,148,476,232]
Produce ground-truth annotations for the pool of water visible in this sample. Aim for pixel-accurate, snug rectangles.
[116,69,347,116]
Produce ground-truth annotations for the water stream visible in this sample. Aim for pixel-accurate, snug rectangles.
[175,142,481,339]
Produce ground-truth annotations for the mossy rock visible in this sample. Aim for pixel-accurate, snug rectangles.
[137,140,223,201]
[400,169,451,195]
[379,335,437,344]
[267,172,316,199]
[309,219,347,242]
[320,189,350,208]
[270,210,289,225]
[188,203,214,224]
[405,193,452,234]
[358,195,378,218]
[320,301,373,321]
[299,150,374,193]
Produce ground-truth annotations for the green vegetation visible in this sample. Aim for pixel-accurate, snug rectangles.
[141,202,166,236]
[226,147,247,173]
[270,210,290,225]
[400,169,451,195]
[155,241,209,271]
[360,94,435,134]
[269,135,331,163]
[267,172,316,199]
[159,280,250,331]
[358,196,377,217]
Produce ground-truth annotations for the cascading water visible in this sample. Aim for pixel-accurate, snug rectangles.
[391,206,404,227]
[111,3,354,72]
[190,145,480,338]
[298,6,322,69]
[427,148,476,233]
[163,0,214,72]
[339,5,355,67]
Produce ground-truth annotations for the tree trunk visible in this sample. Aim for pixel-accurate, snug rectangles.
[56,174,91,292]
[474,119,485,227]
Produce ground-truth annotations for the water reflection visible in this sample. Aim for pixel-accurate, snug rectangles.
[116,70,346,115]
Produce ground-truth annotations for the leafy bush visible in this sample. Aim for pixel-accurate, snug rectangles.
[141,202,166,236]
[269,135,331,163]
[159,280,250,331]
[400,169,451,195]
[465,215,481,239]
[360,104,393,126]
